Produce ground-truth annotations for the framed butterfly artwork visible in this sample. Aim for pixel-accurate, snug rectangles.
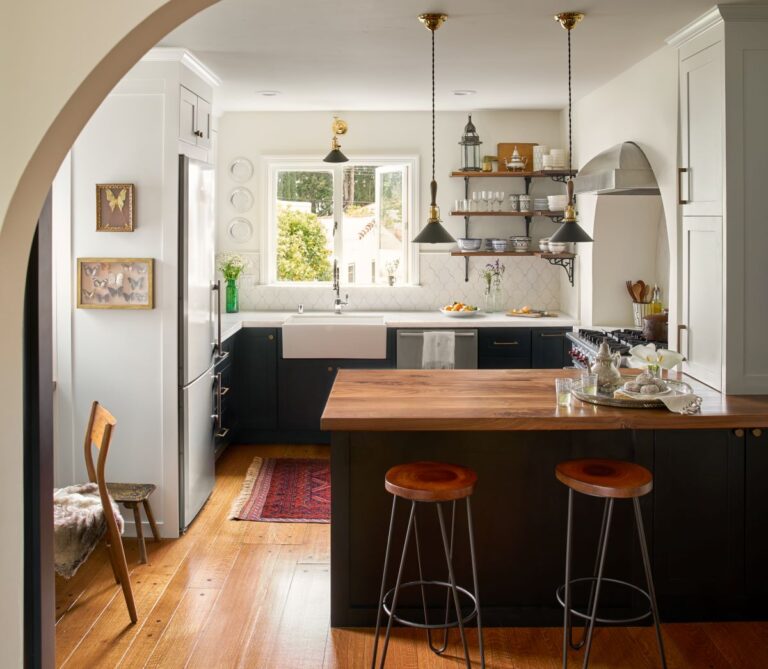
[96,183,135,232]
[77,258,153,309]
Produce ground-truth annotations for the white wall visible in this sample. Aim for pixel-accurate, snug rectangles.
[52,58,213,539]
[216,110,575,312]
[568,46,678,330]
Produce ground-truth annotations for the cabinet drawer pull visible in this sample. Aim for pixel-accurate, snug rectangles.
[215,427,230,438]
[220,386,230,396]
[539,333,564,338]
[734,429,745,438]
[678,167,689,205]
[327,366,334,373]
[493,341,519,346]
[753,428,763,438]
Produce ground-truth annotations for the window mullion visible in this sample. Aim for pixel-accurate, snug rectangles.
[333,165,344,281]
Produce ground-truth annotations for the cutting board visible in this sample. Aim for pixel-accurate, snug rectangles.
[498,143,537,172]
[506,310,558,318]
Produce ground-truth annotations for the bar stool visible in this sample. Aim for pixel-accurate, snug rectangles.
[556,458,667,669]
[371,461,485,669]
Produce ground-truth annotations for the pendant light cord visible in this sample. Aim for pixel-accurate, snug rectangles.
[431,26,436,182]
[566,30,573,179]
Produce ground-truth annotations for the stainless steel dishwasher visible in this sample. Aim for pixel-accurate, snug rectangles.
[396,329,478,369]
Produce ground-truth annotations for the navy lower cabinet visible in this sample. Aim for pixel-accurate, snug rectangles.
[531,327,571,369]
[653,429,745,616]
[746,428,768,599]
[231,328,278,438]
[478,328,532,368]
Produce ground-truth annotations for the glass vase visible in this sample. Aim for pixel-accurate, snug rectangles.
[225,278,239,313]
[483,277,503,313]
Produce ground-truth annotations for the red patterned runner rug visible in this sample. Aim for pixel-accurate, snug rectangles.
[229,457,330,523]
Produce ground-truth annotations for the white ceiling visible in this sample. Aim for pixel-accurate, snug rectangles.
[160,0,751,112]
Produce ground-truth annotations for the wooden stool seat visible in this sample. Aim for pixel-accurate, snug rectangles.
[385,461,477,501]
[556,458,653,499]
[106,482,160,564]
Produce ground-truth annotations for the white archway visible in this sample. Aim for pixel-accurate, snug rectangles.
[0,1,219,662]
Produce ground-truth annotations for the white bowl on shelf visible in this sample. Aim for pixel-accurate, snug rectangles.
[491,239,509,252]
[509,236,531,252]
[547,195,568,211]
[539,237,551,252]
[548,241,569,254]
[456,237,482,251]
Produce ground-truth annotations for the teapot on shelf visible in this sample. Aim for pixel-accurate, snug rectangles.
[505,146,528,171]
[587,338,623,389]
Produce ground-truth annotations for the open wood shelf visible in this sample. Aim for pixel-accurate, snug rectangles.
[450,250,576,259]
[450,210,564,218]
[450,170,576,178]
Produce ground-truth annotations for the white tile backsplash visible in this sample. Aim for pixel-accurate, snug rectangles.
[237,252,561,312]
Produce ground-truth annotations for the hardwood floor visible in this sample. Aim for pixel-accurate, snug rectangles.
[56,444,768,668]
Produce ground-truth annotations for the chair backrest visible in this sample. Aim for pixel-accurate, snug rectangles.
[83,401,120,530]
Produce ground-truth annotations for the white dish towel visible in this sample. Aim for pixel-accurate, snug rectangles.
[422,330,456,369]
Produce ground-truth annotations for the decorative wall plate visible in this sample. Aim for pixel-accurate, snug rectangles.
[229,187,254,213]
[228,157,254,183]
[227,217,254,244]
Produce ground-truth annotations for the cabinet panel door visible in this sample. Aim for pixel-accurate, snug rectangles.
[680,39,723,216]
[196,96,212,149]
[653,430,744,600]
[233,329,278,431]
[746,429,768,596]
[279,360,338,432]
[531,328,570,369]
[681,216,722,389]
[179,85,198,146]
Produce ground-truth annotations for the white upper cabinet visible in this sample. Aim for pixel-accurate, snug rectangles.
[179,84,212,149]
[679,39,723,216]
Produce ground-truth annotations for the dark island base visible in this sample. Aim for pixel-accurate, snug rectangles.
[331,429,768,627]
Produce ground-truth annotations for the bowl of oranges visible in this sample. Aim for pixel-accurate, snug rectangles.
[440,302,480,317]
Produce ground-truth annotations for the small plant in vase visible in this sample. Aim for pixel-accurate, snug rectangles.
[217,253,249,313]
[385,259,400,286]
[480,259,505,313]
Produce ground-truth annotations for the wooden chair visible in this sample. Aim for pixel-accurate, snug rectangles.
[84,401,138,623]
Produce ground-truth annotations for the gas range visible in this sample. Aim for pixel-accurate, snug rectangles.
[565,328,668,369]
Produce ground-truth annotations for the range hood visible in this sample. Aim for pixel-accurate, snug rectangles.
[573,141,660,195]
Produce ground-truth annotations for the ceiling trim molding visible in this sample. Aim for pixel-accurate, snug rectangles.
[142,47,221,87]
[665,6,723,46]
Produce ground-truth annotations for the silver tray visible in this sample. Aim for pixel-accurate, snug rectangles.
[571,375,694,409]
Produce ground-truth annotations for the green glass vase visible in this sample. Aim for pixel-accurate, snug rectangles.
[225,278,239,313]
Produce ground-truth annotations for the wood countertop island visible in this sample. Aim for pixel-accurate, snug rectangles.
[321,368,768,431]
[324,368,768,629]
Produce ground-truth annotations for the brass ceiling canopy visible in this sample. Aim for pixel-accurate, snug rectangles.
[418,13,447,32]
[323,115,349,163]
[554,12,584,31]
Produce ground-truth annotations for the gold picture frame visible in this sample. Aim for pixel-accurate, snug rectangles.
[77,258,154,309]
[96,183,134,232]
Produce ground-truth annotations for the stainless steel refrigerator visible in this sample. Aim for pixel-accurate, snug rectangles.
[178,155,219,531]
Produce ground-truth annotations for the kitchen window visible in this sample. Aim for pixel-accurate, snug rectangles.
[265,158,417,285]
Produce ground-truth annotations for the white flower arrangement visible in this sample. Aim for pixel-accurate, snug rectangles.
[628,343,684,370]
[217,253,249,281]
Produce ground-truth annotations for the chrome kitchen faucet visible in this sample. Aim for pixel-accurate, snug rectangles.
[332,259,349,314]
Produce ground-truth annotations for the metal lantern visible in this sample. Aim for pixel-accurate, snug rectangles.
[459,115,482,172]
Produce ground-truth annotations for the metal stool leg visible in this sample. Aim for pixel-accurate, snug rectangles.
[436,502,471,669]
[377,500,416,669]
[581,499,614,669]
[569,498,611,652]
[562,488,574,669]
[466,497,486,668]
[633,498,668,669]
[371,496,398,669]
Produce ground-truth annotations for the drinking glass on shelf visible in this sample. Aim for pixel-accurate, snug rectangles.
[508,194,519,212]
[555,378,573,407]
[454,199,461,213]
[580,373,598,395]
[479,191,489,212]
[495,191,505,212]
[462,199,470,212]
[470,192,480,212]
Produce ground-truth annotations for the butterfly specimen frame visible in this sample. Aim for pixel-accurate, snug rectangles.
[96,183,134,232]
[77,258,153,309]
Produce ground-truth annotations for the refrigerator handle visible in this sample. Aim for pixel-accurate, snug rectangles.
[214,372,229,438]
[212,280,229,362]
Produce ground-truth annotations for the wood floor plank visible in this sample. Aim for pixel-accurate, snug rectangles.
[55,543,110,621]
[185,544,282,669]
[143,588,219,669]
[259,563,331,669]
[298,523,331,564]
[241,519,309,545]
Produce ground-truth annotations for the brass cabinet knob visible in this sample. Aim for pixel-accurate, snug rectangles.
[734,429,745,438]
[327,366,334,373]
[268,334,274,341]
[753,428,763,438]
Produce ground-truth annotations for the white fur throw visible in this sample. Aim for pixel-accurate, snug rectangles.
[53,482,124,579]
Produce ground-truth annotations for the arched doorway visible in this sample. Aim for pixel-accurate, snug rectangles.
[0,2,219,664]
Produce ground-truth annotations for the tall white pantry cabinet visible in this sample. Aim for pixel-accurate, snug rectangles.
[669,6,768,394]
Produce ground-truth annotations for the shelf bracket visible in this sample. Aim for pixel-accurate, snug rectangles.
[550,174,570,184]
[543,255,575,287]
[464,256,469,282]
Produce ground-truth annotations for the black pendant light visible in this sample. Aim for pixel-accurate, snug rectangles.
[413,13,455,245]
[549,12,593,245]
[323,116,349,163]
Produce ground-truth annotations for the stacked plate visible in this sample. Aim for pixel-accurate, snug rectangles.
[533,198,549,211]
[547,194,568,211]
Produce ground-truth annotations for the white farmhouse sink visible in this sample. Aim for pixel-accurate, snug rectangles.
[282,313,387,359]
